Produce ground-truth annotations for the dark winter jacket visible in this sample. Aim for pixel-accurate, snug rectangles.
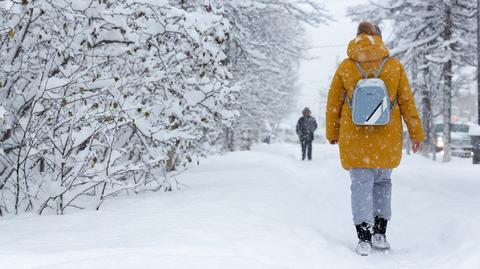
[296,115,318,141]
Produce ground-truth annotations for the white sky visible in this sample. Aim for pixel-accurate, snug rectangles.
[286,0,370,127]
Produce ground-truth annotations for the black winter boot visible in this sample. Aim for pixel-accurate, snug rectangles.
[355,222,372,242]
[374,216,388,235]
[372,217,390,249]
[355,222,372,256]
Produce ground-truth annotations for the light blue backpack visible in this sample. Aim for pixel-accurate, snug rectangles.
[346,57,396,126]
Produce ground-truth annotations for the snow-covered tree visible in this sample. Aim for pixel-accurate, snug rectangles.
[167,0,329,149]
[220,0,328,149]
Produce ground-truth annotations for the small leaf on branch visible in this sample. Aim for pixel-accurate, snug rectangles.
[7,29,15,39]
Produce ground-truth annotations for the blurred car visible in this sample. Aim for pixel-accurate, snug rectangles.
[434,122,476,158]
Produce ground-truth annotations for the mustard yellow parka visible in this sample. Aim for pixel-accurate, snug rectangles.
[326,34,425,169]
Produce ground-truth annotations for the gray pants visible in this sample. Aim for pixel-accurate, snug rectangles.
[349,168,392,225]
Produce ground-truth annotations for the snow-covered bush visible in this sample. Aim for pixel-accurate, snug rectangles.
[0,0,235,215]
[0,0,328,215]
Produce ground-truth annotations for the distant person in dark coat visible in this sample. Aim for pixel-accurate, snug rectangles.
[296,107,318,160]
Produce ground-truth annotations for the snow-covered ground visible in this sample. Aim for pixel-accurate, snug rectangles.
[1,143,479,269]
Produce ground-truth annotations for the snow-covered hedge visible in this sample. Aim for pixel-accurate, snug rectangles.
[0,0,236,215]
[0,0,327,215]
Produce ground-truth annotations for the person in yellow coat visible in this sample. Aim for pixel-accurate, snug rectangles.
[326,22,425,256]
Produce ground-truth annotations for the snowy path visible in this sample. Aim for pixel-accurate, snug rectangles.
[1,143,480,269]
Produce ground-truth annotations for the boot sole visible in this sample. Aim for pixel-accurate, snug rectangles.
[373,246,390,250]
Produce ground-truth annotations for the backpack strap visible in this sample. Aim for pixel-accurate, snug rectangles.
[354,57,390,79]
[390,97,397,111]
[374,57,389,78]
[355,62,368,79]
[343,92,352,108]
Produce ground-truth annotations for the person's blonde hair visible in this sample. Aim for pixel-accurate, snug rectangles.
[357,21,378,36]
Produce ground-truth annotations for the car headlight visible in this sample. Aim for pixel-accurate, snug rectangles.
[436,137,444,148]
